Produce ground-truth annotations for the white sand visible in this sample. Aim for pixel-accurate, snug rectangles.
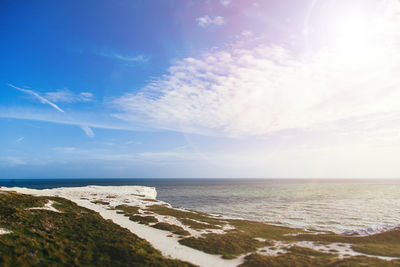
[1,186,242,267]
[0,228,12,235]
[2,185,398,265]
[295,241,399,261]
[28,200,60,213]
[256,240,399,261]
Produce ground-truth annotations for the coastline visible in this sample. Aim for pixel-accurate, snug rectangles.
[2,178,399,235]
[1,185,399,266]
[0,186,242,267]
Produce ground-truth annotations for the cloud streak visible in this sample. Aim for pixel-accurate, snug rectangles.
[8,84,97,138]
[80,125,95,138]
[45,90,94,103]
[97,49,150,62]
[0,156,27,167]
[220,0,232,7]
[196,15,226,27]
[0,107,149,133]
[9,84,65,112]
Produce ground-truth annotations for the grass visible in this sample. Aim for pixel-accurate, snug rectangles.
[178,218,301,259]
[287,246,336,257]
[129,215,158,225]
[0,191,194,267]
[179,218,221,230]
[177,215,400,263]
[229,219,303,240]
[179,232,272,259]
[114,204,140,215]
[152,222,190,236]
[90,200,109,205]
[142,198,158,202]
[239,252,399,267]
[351,229,400,257]
[145,203,400,263]
[286,228,400,258]
[146,205,225,228]
[33,192,398,266]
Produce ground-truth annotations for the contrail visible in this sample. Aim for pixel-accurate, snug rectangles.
[8,83,65,113]
[8,83,95,138]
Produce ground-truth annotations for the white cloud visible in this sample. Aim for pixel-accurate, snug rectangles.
[126,140,142,145]
[241,30,253,37]
[9,84,65,113]
[53,147,80,153]
[196,15,226,28]
[8,84,96,138]
[220,0,232,7]
[98,49,150,62]
[15,137,24,143]
[0,156,27,167]
[114,1,400,139]
[45,90,94,103]
[79,92,94,100]
[80,125,95,138]
[0,107,148,133]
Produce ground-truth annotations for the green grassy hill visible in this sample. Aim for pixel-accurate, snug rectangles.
[0,191,193,267]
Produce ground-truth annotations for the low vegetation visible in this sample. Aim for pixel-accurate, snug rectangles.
[180,232,272,259]
[179,218,221,230]
[11,191,396,266]
[142,198,158,202]
[152,222,190,236]
[0,192,193,266]
[146,205,226,228]
[286,228,400,258]
[90,200,109,205]
[114,204,140,215]
[239,251,399,267]
[145,203,400,265]
[129,215,158,225]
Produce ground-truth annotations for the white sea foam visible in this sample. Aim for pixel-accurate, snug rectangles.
[163,181,400,235]
[342,224,400,236]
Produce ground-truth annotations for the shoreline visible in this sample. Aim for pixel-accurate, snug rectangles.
[2,178,399,236]
[1,185,399,266]
[0,185,242,267]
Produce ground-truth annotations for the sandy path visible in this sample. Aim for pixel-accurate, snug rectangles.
[1,186,242,267]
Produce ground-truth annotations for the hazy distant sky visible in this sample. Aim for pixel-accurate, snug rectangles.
[1,0,400,178]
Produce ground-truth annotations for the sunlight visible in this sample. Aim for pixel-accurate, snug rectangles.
[328,12,382,67]
[306,0,399,69]
[331,14,369,53]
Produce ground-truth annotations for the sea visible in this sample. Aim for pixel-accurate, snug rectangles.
[1,178,399,235]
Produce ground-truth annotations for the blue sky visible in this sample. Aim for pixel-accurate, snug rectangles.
[1,0,400,178]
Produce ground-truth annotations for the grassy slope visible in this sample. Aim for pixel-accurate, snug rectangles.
[0,192,194,267]
[141,205,400,266]
[285,229,400,257]
[5,190,397,267]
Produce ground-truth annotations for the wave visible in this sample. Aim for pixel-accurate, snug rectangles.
[342,224,400,236]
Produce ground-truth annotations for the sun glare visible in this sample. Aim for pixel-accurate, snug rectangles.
[331,14,369,52]
[305,0,398,68]
[328,13,380,65]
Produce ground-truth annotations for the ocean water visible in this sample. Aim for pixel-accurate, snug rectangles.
[1,178,399,234]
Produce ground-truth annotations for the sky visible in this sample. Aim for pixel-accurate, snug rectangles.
[1,0,400,178]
